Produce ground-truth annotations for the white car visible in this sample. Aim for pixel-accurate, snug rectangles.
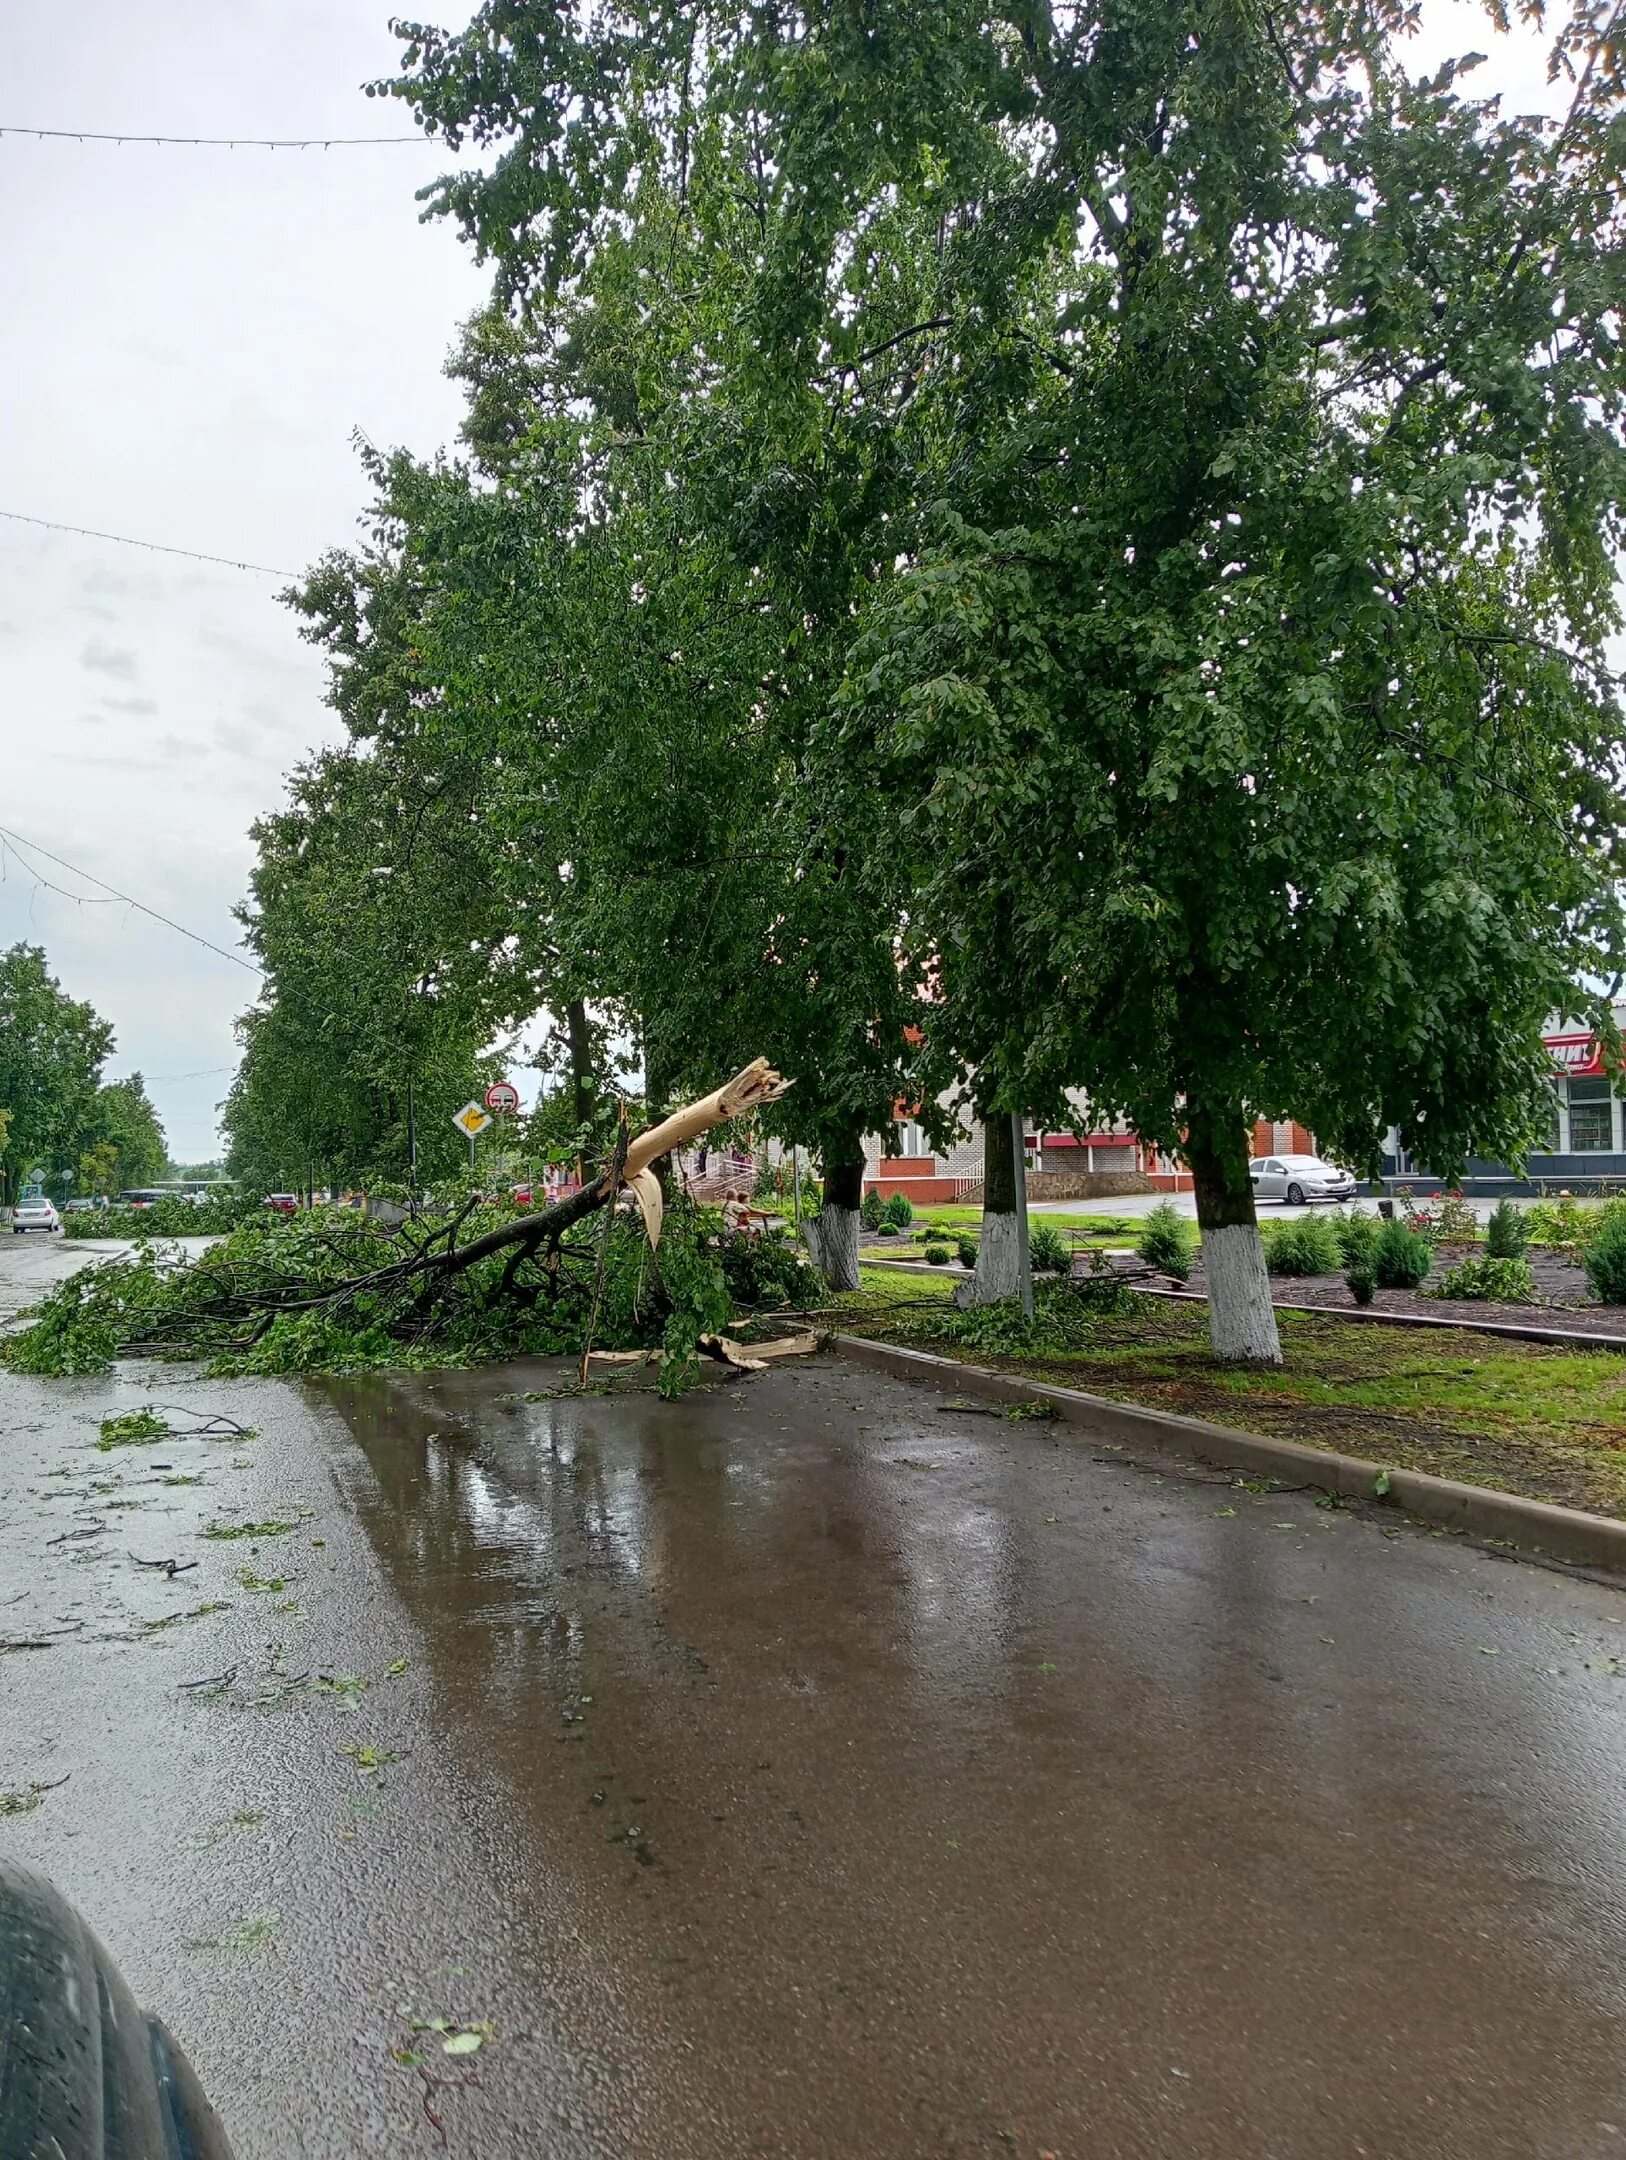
[11,1197,62,1234]
[1249,1154,1357,1206]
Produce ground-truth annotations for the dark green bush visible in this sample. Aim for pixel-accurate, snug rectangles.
[955,1235,978,1270]
[1483,1199,1529,1259]
[1373,1219,1432,1290]
[1028,1222,1071,1273]
[1584,1214,1626,1304]
[859,1190,885,1230]
[1331,1208,1379,1267]
[1137,1202,1194,1281]
[718,1228,821,1310]
[923,1242,951,1267]
[1346,1263,1376,1306]
[876,1221,898,1238]
[882,1191,915,1229]
[1263,1215,1342,1276]
[1432,1255,1537,1303]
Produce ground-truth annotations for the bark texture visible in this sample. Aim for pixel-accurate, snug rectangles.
[969,1108,1024,1305]
[1185,1101,1282,1365]
[803,1146,863,1292]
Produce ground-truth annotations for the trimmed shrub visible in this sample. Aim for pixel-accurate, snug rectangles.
[1137,1202,1194,1282]
[923,1241,951,1266]
[1330,1207,1379,1268]
[1346,1263,1376,1307]
[1584,1213,1626,1304]
[876,1221,898,1239]
[1432,1255,1537,1304]
[1483,1199,1529,1260]
[1373,1219,1432,1290]
[1028,1222,1071,1273]
[954,1235,978,1270]
[1263,1215,1342,1277]
[882,1192,915,1230]
[859,1190,885,1230]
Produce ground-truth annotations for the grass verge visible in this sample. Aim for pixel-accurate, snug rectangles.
[837,1267,1626,1520]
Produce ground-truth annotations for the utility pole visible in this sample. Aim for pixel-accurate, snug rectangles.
[1010,1109,1034,1319]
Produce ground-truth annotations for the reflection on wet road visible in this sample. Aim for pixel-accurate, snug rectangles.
[314,1357,1626,2160]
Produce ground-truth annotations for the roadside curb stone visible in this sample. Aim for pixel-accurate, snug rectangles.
[829,1332,1626,1577]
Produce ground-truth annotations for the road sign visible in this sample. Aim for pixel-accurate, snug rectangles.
[484,1081,520,1115]
[452,1101,492,1140]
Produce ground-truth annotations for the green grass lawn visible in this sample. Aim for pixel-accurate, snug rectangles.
[835,1266,1626,1520]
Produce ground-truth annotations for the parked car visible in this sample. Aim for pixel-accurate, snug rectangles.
[11,1197,61,1235]
[62,1196,99,1215]
[262,1193,300,1216]
[116,1188,170,1210]
[1249,1154,1357,1206]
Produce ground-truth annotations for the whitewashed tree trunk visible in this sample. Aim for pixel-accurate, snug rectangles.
[971,1209,1024,1301]
[802,1141,865,1292]
[1201,1219,1281,1363]
[802,1205,860,1292]
[1187,1097,1282,1366]
[966,1105,1030,1305]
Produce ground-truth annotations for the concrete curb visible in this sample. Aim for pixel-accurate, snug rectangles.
[829,1332,1626,1577]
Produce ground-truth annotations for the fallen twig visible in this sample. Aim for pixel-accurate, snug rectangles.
[177,1664,239,1692]
[47,1521,106,1545]
[130,1554,199,1576]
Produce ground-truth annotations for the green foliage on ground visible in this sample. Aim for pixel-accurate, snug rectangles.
[62,1195,259,1239]
[1373,1221,1434,1290]
[1,1200,801,1390]
[923,1242,950,1267]
[1345,1263,1377,1307]
[881,1192,915,1229]
[954,1234,978,1270]
[1262,1216,1342,1278]
[1028,1221,1072,1274]
[1137,1204,1195,1282]
[1432,1256,1539,1304]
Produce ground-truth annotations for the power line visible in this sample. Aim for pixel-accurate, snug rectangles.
[0,125,424,148]
[139,1066,238,1083]
[0,827,262,975]
[0,510,294,579]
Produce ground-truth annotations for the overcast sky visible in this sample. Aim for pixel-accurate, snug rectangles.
[0,2,1565,1163]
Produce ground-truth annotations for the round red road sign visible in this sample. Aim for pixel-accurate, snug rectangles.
[484,1081,520,1115]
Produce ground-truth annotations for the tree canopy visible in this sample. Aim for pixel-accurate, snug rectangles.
[212,0,1626,1358]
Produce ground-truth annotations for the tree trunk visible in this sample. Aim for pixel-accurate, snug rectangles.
[566,998,596,1132]
[1186,1100,1281,1365]
[969,1105,1025,1303]
[802,1144,863,1292]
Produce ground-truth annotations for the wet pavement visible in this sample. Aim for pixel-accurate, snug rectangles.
[4,1235,1626,2157]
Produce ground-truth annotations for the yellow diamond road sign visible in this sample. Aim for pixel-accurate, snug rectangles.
[452,1100,493,1139]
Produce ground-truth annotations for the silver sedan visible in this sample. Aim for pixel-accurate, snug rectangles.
[1249,1154,1357,1206]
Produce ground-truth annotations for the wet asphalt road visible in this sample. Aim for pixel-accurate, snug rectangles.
[3,1240,1626,2157]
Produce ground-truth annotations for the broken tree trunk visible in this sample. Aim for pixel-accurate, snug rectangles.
[119,1060,793,1359]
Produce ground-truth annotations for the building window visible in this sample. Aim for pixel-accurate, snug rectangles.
[1543,1080,1561,1153]
[1568,1076,1614,1152]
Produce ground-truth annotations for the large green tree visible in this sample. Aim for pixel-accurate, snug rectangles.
[0,945,115,1207]
[383,0,1626,1358]
[87,1073,167,1193]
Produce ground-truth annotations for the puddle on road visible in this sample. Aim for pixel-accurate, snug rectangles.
[305,1357,1626,2160]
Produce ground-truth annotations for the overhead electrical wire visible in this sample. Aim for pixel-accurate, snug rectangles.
[0,510,293,579]
[0,125,423,148]
[0,827,262,975]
